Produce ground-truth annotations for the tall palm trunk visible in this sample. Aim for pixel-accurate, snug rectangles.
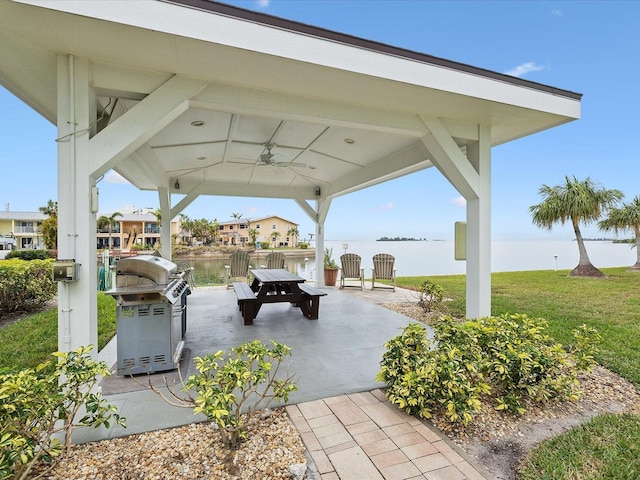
[632,225,640,271]
[571,219,604,277]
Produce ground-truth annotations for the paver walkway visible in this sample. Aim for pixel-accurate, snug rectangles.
[287,389,491,480]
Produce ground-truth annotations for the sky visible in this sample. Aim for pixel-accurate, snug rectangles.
[1,0,638,242]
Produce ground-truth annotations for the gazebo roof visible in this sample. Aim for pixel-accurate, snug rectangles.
[0,0,581,203]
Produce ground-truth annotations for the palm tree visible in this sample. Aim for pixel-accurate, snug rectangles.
[599,195,640,271]
[39,199,58,216]
[97,212,122,250]
[271,231,281,247]
[286,226,299,246]
[530,176,623,277]
[230,212,242,246]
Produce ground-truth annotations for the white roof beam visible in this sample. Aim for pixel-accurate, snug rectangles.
[90,75,208,178]
[419,115,480,200]
[191,83,426,138]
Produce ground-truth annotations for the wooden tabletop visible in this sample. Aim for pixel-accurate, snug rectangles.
[250,268,304,283]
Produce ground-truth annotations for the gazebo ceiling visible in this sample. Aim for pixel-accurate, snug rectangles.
[0,0,581,202]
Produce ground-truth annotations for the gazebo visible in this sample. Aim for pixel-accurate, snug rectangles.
[0,0,581,355]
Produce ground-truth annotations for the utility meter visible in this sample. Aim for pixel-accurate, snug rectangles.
[52,259,79,282]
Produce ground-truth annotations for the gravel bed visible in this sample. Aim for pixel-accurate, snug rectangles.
[33,409,307,480]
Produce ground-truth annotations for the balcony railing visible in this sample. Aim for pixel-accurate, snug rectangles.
[14,226,40,234]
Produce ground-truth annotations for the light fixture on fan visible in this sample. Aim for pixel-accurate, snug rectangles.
[174,179,180,190]
[257,143,307,168]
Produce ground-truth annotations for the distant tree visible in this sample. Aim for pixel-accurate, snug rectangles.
[39,200,58,249]
[39,199,58,216]
[287,226,299,246]
[97,212,122,250]
[248,228,259,246]
[211,218,220,245]
[230,213,243,245]
[40,216,58,250]
[179,214,194,245]
[190,218,216,245]
[530,176,623,277]
[599,195,640,271]
[271,230,281,247]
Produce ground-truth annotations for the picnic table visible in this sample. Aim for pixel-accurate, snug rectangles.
[232,269,326,325]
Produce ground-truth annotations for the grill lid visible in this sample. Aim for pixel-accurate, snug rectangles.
[115,255,177,285]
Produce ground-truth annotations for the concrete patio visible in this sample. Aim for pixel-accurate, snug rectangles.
[76,283,490,479]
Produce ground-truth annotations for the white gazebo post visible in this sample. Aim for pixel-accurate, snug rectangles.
[56,54,98,355]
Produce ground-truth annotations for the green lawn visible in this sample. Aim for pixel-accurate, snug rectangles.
[0,292,116,371]
[519,413,640,480]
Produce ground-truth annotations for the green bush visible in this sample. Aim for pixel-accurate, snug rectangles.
[0,259,56,315]
[0,346,125,480]
[378,314,600,426]
[4,250,54,261]
[417,280,445,313]
[151,340,297,448]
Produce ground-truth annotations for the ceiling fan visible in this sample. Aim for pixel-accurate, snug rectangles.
[257,144,307,168]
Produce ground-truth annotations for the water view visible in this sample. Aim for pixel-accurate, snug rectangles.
[185,240,637,285]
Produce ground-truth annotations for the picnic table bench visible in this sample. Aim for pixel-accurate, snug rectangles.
[231,269,327,325]
[232,282,258,324]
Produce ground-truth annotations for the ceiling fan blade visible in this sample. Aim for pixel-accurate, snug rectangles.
[274,161,307,168]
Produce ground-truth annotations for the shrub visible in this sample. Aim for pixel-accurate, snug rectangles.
[4,250,53,261]
[377,322,489,425]
[151,340,297,448]
[378,314,600,426]
[0,259,56,315]
[0,346,125,480]
[417,280,445,313]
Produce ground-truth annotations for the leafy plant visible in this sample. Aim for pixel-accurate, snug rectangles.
[323,247,338,269]
[0,346,125,480]
[150,340,297,448]
[417,280,446,313]
[378,314,601,426]
[0,259,56,315]
[377,322,489,425]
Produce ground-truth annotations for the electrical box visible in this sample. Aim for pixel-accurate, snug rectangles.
[454,222,466,261]
[52,260,79,282]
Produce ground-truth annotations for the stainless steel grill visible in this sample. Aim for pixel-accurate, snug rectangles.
[107,255,190,375]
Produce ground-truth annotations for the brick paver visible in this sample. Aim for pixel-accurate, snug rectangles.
[294,391,491,480]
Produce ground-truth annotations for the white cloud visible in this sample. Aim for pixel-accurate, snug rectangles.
[104,170,130,184]
[379,202,394,211]
[551,8,563,17]
[451,196,466,207]
[505,62,546,78]
[255,0,270,8]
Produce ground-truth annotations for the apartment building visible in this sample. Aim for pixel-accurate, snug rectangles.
[217,215,299,247]
[0,211,47,250]
[1,209,298,252]
[97,212,183,250]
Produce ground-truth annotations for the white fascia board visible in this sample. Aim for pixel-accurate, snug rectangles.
[21,0,580,120]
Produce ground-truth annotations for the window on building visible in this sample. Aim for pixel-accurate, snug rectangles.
[272,224,277,230]
[256,224,261,229]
